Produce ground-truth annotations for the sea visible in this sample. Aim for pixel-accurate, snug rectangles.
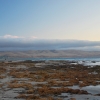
[0,57,100,62]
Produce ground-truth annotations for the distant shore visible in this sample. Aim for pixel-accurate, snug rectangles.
[0,50,100,58]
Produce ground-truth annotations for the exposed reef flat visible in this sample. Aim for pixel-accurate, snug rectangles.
[0,60,100,100]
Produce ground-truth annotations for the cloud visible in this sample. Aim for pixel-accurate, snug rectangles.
[0,34,37,40]
[0,34,24,39]
[3,35,20,39]
[0,36,100,51]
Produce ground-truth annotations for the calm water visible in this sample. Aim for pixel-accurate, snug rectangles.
[0,57,100,61]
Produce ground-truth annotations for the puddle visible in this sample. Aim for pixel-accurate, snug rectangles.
[83,61,100,66]
[82,85,100,94]
[62,93,100,100]
[68,85,100,95]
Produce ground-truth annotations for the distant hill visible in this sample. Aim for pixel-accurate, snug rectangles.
[0,50,100,58]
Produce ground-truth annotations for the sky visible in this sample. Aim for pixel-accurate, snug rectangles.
[0,0,100,51]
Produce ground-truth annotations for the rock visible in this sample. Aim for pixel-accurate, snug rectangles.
[70,98,76,100]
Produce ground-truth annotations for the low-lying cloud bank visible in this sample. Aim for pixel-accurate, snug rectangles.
[0,37,100,51]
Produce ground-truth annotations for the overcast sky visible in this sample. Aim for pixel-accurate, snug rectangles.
[0,0,100,51]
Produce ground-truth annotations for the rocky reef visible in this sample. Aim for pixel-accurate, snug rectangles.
[0,60,100,100]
